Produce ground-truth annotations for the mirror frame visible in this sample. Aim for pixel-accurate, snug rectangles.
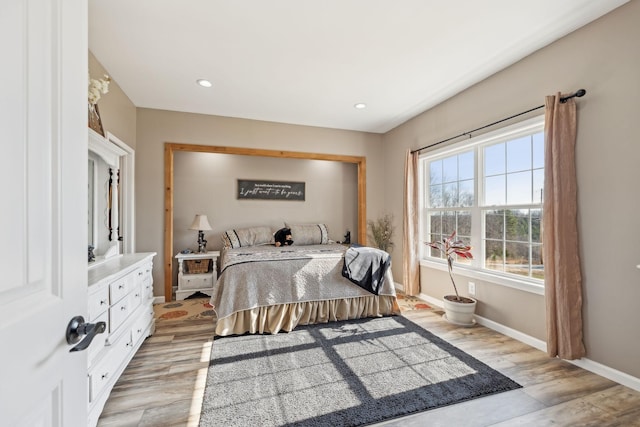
[88,128,127,265]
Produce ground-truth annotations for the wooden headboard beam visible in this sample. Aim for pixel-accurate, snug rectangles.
[163,143,367,302]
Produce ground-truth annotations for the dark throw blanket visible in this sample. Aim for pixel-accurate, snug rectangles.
[342,246,391,295]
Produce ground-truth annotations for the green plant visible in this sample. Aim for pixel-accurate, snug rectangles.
[426,231,473,301]
[368,214,394,252]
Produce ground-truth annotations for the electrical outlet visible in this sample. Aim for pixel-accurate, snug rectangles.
[468,281,476,296]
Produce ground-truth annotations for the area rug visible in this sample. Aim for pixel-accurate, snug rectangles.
[199,316,520,427]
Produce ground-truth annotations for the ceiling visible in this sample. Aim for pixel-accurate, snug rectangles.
[89,0,627,134]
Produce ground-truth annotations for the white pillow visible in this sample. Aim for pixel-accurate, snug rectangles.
[221,226,274,248]
[286,223,329,245]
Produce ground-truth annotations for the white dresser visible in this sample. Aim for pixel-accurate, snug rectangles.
[87,252,156,427]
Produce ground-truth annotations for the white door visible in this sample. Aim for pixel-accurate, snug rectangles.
[0,0,88,426]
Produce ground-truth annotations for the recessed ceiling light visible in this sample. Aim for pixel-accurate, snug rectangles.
[197,79,212,88]
[354,103,366,109]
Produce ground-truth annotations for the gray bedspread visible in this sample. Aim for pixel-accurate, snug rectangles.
[210,243,396,321]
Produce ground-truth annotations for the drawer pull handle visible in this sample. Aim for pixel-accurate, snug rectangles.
[135,293,140,297]
[118,284,124,289]
[138,271,143,276]
[121,306,126,311]
[100,300,107,305]
[101,372,109,380]
[66,316,106,352]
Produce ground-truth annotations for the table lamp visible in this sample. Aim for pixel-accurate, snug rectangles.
[189,214,212,253]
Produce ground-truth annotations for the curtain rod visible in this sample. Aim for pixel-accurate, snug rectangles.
[410,89,586,154]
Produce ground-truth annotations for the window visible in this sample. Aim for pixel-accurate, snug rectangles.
[421,116,545,286]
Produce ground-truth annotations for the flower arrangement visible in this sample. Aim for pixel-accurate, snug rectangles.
[367,214,394,253]
[88,74,110,106]
[425,231,473,302]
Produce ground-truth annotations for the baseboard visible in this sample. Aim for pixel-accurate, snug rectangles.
[417,293,640,392]
[568,357,640,392]
[153,296,165,304]
[394,282,404,293]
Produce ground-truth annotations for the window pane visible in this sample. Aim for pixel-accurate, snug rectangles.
[442,156,457,183]
[485,240,504,272]
[459,179,474,207]
[430,160,442,185]
[458,211,471,236]
[505,209,529,241]
[430,184,442,207]
[442,212,456,236]
[443,182,458,207]
[429,212,442,235]
[533,169,544,204]
[505,242,530,277]
[532,245,544,279]
[485,142,505,175]
[485,210,504,239]
[459,151,474,180]
[532,132,544,169]
[506,171,531,205]
[485,175,505,205]
[507,136,531,173]
[531,209,542,243]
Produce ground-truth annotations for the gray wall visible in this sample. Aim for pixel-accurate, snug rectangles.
[382,0,640,379]
[172,152,358,286]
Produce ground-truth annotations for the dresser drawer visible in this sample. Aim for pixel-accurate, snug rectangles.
[87,310,109,364]
[88,285,110,321]
[180,274,213,290]
[132,306,154,345]
[109,275,130,304]
[129,282,143,312]
[88,330,133,402]
[109,297,131,334]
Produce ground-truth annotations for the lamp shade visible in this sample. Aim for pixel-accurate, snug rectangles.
[189,214,212,231]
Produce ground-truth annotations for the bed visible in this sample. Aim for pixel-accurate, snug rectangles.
[210,224,400,336]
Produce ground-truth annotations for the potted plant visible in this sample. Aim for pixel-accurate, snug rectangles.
[426,231,476,326]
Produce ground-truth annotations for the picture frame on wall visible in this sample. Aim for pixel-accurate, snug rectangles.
[237,179,305,201]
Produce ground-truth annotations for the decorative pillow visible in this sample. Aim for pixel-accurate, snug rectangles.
[221,226,274,249]
[286,223,329,245]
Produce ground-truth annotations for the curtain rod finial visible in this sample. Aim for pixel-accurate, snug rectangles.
[576,89,586,98]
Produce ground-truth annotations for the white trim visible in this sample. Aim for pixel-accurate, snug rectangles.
[420,115,546,292]
[419,292,640,392]
[106,132,136,254]
[420,259,545,295]
[568,358,640,392]
[153,296,165,304]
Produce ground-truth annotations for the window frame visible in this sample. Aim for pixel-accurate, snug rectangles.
[419,115,545,296]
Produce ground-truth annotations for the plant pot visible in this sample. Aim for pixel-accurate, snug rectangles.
[442,295,477,327]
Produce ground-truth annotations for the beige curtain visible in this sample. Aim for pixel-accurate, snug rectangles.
[543,93,585,360]
[402,149,420,296]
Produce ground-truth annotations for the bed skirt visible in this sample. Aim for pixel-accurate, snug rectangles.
[215,295,400,336]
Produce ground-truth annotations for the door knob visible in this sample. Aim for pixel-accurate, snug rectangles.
[66,315,106,352]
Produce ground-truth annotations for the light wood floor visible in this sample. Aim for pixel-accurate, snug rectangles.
[98,307,640,426]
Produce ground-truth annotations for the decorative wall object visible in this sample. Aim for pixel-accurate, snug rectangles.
[88,73,110,136]
[237,179,305,200]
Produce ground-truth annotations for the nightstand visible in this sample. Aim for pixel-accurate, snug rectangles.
[174,251,220,300]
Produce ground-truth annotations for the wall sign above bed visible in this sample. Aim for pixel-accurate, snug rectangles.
[237,179,305,201]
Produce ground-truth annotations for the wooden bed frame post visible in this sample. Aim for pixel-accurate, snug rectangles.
[163,143,367,302]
